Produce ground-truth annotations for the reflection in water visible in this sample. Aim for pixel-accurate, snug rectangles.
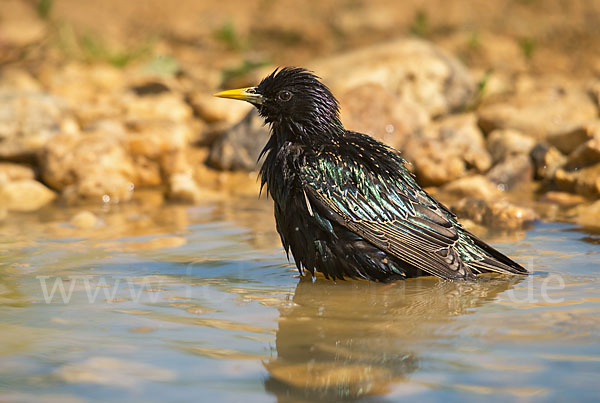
[0,191,280,254]
[1,197,599,401]
[265,275,522,401]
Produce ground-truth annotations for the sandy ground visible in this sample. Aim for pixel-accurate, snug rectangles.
[2,0,600,77]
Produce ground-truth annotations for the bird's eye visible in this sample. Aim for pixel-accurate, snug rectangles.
[278,90,292,102]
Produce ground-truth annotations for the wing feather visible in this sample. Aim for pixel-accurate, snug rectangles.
[304,182,470,279]
[299,131,527,280]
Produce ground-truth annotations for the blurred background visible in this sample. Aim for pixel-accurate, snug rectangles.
[0,0,599,224]
[4,0,600,74]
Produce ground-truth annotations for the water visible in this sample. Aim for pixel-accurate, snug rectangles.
[1,194,599,402]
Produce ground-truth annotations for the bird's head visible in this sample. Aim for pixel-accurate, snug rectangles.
[215,67,343,140]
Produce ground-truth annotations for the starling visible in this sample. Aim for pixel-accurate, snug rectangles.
[215,67,528,281]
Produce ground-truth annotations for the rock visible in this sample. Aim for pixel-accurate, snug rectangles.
[311,38,475,117]
[452,197,537,230]
[72,95,124,127]
[338,83,429,148]
[160,147,194,179]
[68,173,135,204]
[0,163,35,182]
[486,129,536,164]
[547,122,599,155]
[441,175,503,201]
[567,200,600,228]
[334,4,398,35]
[70,211,99,229]
[530,143,567,180]
[191,148,260,197]
[539,191,587,208]
[486,154,533,191]
[129,155,162,187]
[36,64,125,128]
[403,137,466,186]
[122,92,193,123]
[439,32,528,76]
[168,173,203,203]
[0,15,45,48]
[39,63,126,102]
[39,65,192,131]
[0,68,42,93]
[478,84,598,140]
[125,120,193,187]
[473,70,515,101]
[0,180,56,212]
[589,79,600,114]
[0,93,66,159]
[187,92,252,124]
[126,120,190,158]
[435,114,492,173]
[219,38,475,171]
[38,118,198,197]
[564,129,600,170]
[39,130,136,203]
[402,114,491,186]
[207,109,270,171]
[553,164,600,198]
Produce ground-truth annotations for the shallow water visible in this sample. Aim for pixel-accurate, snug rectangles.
[1,195,599,402]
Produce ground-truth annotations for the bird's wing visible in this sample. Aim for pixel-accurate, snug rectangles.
[300,161,475,279]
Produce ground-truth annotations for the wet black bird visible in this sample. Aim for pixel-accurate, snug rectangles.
[215,67,528,281]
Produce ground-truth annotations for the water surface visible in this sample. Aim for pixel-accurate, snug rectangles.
[1,196,599,402]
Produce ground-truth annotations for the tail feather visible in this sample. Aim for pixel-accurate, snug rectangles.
[465,230,528,275]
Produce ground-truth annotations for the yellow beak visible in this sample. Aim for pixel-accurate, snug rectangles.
[214,87,263,105]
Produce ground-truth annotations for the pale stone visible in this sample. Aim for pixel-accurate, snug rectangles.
[530,143,567,180]
[0,68,42,93]
[478,85,598,140]
[123,93,193,123]
[553,164,600,198]
[567,200,600,228]
[168,173,203,203]
[564,129,600,170]
[486,154,533,191]
[402,114,491,186]
[0,163,35,183]
[452,198,537,230]
[339,83,430,148]
[188,92,252,124]
[39,130,136,203]
[0,180,56,211]
[0,93,66,159]
[441,175,503,201]
[70,211,99,229]
[311,38,475,117]
[547,122,599,155]
[540,191,587,208]
[487,129,536,164]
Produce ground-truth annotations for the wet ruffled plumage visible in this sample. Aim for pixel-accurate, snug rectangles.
[238,67,527,281]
